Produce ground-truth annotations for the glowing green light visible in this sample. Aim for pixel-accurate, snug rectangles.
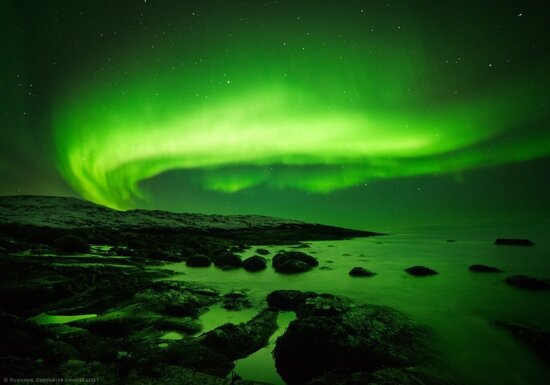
[53,29,550,210]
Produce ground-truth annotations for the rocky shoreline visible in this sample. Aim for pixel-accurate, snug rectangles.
[1,196,548,384]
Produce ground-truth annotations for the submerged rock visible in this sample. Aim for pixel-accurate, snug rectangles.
[255,248,270,255]
[469,264,502,273]
[348,267,376,277]
[495,238,535,246]
[272,251,319,274]
[495,321,550,365]
[504,275,550,290]
[405,266,438,276]
[242,255,267,272]
[274,303,430,384]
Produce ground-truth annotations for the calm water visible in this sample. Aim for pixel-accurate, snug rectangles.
[162,224,550,385]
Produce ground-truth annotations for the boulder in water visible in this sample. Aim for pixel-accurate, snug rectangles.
[504,275,549,290]
[243,255,267,272]
[468,264,502,273]
[405,266,438,276]
[495,238,534,246]
[348,267,376,277]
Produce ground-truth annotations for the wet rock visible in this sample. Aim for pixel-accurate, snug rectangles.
[222,291,253,311]
[273,251,318,274]
[155,317,202,335]
[266,290,350,317]
[200,308,278,360]
[267,290,316,311]
[504,275,550,290]
[255,248,270,255]
[274,303,430,384]
[405,266,439,276]
[298,295,350,318]
[243,255,267,272]
[213,252,242,269]
[349,267,376,277]
[495,321,550,365]
[71,283,219,339]
[469,264,502,273]
[495,238,534,246]
[319,266,333,271]
[276,259,311,274]
[139,284,219,312]
[186,255,212,267]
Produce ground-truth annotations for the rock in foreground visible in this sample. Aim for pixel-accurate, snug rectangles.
[272,251,319,274]
[405,266,439,276]
[274,300,431,384]
[242,255,267,272]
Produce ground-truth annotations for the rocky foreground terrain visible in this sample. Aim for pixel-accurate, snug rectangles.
[4,195,544,384]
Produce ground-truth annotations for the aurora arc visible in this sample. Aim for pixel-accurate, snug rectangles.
[53,27,550,210]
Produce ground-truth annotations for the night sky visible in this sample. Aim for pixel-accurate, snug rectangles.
[2,0,549,231]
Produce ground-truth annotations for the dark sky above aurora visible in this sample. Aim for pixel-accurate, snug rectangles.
[1,0,550,231]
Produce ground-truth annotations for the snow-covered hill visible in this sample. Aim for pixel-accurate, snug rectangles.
[0,195,306,230]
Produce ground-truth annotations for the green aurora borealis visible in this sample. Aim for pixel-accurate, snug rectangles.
[2,0,550,229]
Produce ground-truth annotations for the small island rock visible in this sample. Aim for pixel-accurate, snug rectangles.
[469,264,502,273]
[349,267,376,277]
[243,255,267,272]
[504,275,550,290]
[405,266,438,276]
[272,251,318,274]
[495,238,534,246]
